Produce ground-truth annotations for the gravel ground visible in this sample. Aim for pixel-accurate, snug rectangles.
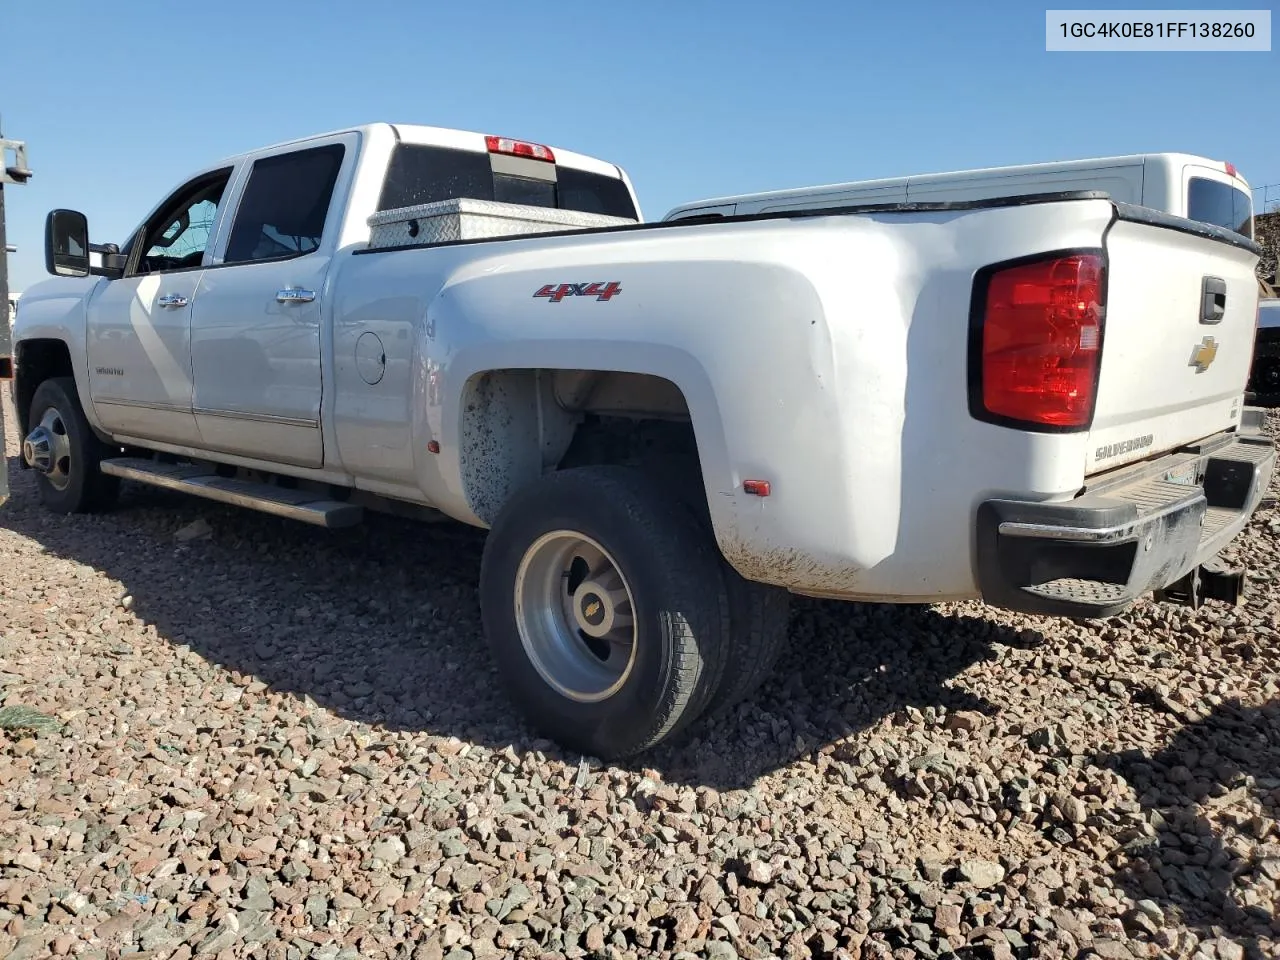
[1,398,1278,960]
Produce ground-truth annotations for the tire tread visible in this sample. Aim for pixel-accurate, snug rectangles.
[709,568,791,715]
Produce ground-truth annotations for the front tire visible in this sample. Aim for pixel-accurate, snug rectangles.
[479,466,730,759]
[25,377,120,514]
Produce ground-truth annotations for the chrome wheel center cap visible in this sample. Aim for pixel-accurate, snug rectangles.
[23,427,54,473]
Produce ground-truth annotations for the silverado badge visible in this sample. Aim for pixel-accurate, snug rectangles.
[1188,336,1218,374]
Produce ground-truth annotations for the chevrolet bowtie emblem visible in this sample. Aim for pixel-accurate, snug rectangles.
[1189,336,1219,373]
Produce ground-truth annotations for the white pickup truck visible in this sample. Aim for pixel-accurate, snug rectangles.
[12,123,1276,758]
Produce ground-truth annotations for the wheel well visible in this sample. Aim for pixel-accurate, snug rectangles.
[558,415,705,517]
[458,369,707,525]
[14,339,74,438]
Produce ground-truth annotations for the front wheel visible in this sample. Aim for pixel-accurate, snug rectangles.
[479,466,730,759]
[25,377,120,514]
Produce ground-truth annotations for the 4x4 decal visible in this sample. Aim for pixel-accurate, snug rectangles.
[534,282,622,303]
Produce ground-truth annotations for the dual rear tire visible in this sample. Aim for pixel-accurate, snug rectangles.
[479,465,790,758]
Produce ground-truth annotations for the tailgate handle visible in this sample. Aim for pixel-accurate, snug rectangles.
[1201,277,1226,324]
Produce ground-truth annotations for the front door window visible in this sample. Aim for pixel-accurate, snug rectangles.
[134,171,232,274]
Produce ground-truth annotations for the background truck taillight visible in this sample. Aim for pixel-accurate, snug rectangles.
[969,251,1107,431]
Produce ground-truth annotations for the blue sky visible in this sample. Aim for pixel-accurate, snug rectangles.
[3,1,1277,293]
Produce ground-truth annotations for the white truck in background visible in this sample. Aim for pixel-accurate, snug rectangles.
[662,153,1255,240]
[11,123,1276,759]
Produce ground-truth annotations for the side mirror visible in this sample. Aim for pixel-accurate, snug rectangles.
[45,209,90,277]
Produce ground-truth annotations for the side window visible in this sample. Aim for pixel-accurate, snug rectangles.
[224,145,345,264]
[135,170,232,275]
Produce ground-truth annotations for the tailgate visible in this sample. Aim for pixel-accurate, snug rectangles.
[1086,205,1261,476]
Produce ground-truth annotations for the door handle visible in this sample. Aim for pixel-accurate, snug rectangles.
[157,294,189,308]
[1201,277,1226,324]
[276,288,316,304]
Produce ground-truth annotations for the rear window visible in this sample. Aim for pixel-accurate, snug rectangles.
[1187,177,1253,239]
[377,144,637,219]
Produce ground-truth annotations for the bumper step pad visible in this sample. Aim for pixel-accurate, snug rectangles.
[977,424,1275,618]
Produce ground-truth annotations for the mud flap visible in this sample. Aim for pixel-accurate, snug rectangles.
[1153,557,1246,610]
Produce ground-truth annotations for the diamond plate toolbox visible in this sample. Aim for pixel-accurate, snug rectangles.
[367,199,635,249]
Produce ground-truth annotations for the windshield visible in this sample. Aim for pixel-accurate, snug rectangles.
[1187,176,1253,239]
[378,144,637,220]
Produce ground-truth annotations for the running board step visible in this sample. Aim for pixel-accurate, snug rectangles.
[100,458,363,529]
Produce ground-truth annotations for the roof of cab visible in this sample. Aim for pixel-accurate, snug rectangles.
[214,122,624,179]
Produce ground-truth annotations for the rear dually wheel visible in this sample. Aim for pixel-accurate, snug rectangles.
[479,466,730,759]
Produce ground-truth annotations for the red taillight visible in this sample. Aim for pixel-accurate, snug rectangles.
[977,253,1105,429]
[485,135,555,163]
[1224,161,1238,178]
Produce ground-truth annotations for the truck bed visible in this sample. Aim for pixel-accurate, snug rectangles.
[352,189,1123,254]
